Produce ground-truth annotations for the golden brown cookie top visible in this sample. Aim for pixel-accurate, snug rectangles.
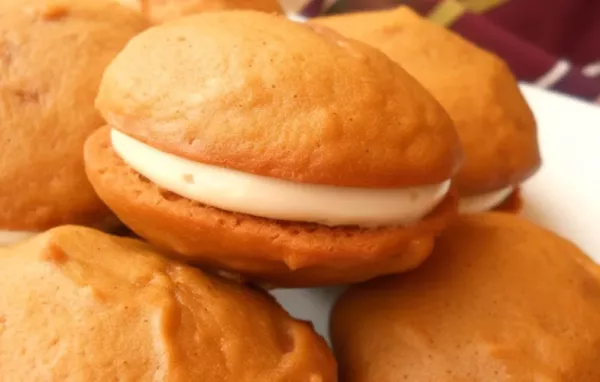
[0,0,149,230]
[316,7,541,195]
[120,0,283,23]
[331,213,600,382]
[97,11,462,188]
[0,226,336,381]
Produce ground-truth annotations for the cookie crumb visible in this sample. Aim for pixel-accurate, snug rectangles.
[38,4,69,21]
[40,243,69,265]
[14,89,39,104]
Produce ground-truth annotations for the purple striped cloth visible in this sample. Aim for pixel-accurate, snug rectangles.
[293,0,600,103]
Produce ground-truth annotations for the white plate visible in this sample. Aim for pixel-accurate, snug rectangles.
[272,84,600,341]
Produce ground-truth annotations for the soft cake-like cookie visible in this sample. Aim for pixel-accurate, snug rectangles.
[331,213,600,382]
[316,7,541,213]
[119,0,282,23]
[0,226,336,381]
[0,0,148,245]
[85,11,463,286]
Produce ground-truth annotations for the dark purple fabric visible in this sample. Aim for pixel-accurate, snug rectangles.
[304,0,600,102]
[554,69,600,100]
[300,0,326,18]
[450,13,557,82]
[486,0,600,66]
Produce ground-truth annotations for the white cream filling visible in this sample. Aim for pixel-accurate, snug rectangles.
[459,186,514,214]
[111,129,450,227]
[0,230,37,246]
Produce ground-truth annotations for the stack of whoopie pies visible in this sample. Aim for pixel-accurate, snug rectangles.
[2,1,599,380]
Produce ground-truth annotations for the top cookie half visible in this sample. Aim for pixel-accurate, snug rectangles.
[96,11,463,188]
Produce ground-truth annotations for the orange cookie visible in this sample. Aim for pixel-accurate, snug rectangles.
[0,226,336,380]
[119,0,282,23]
[331,213,600,382]
[0,0,148,245]
[315,7,541,214]
[85,11,462,287]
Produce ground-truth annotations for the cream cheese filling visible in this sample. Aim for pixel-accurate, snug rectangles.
[0,230,37,246]
[459,186,514,214]
[111,129,450,227]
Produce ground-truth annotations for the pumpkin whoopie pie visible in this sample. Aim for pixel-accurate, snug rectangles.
[118,0,282,23]
[315,6,541,213]
[85,11,463,287]
[330,213,600,382]
[0,226,336,381]
[0,0,148,246]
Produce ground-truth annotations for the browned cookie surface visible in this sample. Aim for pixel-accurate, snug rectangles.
[120,0,282,23]
[331,213,600,382]
[0,0,148,230]
[0,225,336,381]
[316,7,541,195]
[96,11,462,188]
